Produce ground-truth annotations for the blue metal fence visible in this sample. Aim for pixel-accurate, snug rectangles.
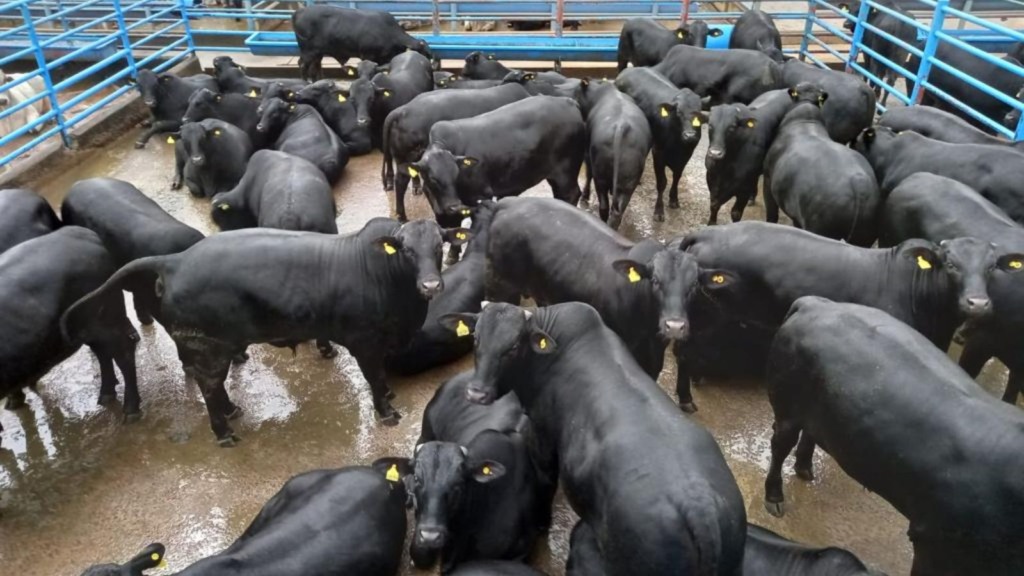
[0,0,1022,170]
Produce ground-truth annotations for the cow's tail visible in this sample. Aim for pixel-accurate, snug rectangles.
[61,255,174,345]
[681,503,724,576]
[611,122,624,214]
[381,111,395,190]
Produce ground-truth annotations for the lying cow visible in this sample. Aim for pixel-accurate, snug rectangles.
[182,88,264,149]
[441,302,746,574]
[256,97,348,184]
[80,462,409,575]
[880,172,1024,405]
[63,219,467,444]
[170,119,253,198]
[292,5,431,81]
[294,80,372,156]
[134,69,218,148]
[764,297,1024,574]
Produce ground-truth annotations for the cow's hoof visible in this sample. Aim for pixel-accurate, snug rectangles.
[134,141,146,149]
[318,346,338,359]
[123,411,143,424]
[170,181,182,191]
[679,401,698,414]
[653,210,665,223]
[225,406,244,420]
[795,466,815,481]
[380,412,401,427]
[669,199,680,209]
[98,393,118,406]
[4,394,26,410]
[764,499,786,518]
[217,434,241,448]
[412,188,422,196]
[138,314,154,326]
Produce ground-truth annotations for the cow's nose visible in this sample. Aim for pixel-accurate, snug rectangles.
[683,130,699,141]
[465,386,489,404]
[144,99,156,107]
[417,528,444,548]
[191,155,204,165]
[419,279,443,298]
[707,147,725,159]
[357,118,370,125]
[965,297,992,314]
[255,124,265,132]
[663,319,689,340]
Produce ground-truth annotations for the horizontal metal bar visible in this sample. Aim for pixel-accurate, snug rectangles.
[921,79,1013,137]
[64,84,135,128]
[0,125,63,165]
[943,5,1024,44]
[927,53,1023,110]
[855,15,923,57]
[52,48,132,91]
[934,30,1024,77]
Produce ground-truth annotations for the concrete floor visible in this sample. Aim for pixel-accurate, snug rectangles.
[0,116,1014,576]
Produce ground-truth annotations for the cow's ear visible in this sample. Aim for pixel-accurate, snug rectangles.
[215,94,222,102]
[700,269,737,289]
[817,91,829,107]
[658,103,676,119]
[211,128,222,137]
[901,244,939,271]
[580,77,590,87]
[166,132,180,144]
[675,28,688,40]
[374,236,403,255]
[486,54,496,61]
[336,90,348,103]
[216,202,231,212]
[288,103,296,112]
[529,328,557,354]
[343,66,358,78]
[468,460,506,483]
[709,28,724,37]
[788,87,800,100]
[744,117,757,129]
[443,227,471,246]
[439,313,478,338]
[247,88,259,98]
[861,127,875,143]
[612,259,650,284]
[700,95,712,110]
[522,72,536,82]
[456,156,478,169]
[377,87,393,98]
[406,162,422,178]
[998,253,1024,272]
[466,52,479,63]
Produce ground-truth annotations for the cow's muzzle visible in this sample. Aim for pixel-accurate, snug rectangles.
[661,318,690,341]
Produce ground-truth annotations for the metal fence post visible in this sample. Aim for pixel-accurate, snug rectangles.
[554,0,564,37]
[1015,108,1024,142]
[111,0,138,80]
[178,0,197,55]
[431,0,440,35]
[681,0,691,25]
[846,0,871,73]
[20,4,71,147]
[799,0,816,62]
[910,0,948,104]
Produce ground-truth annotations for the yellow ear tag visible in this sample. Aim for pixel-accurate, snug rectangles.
[247,89,258,98]
[627,267,641,283]
[538,338,547,350]
[385,464,400,482]
[917,256,932,270]
[482,465,492,475]
[383,242,397,255]
[677,31,684,39]
[746,120,755,128]
[461,208,472,216]
[383,90,392,98]
[660,107,670,118]
[692,117,702,128]
[218,203,230,211]
[213,129,222,136]
[1009,260,1022,269]
[337,93,347,102]
[456,320,471,337]
[462,159,473,166]
[166,135,175,144]
[347,68,356,77]
[407,166,419,178]
[455,232,467,240]
[712,274,725,284]
[151,553,160,561]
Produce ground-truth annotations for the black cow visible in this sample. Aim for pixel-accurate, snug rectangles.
[256,80,298,110]
[764,98,880,246]
[854,126,1024,224]
[578,79,652,229]
[652,44,782,104]
[292,5,431,81]
[730,9,784,62]
[294,80,372,156]
[63,219,467,444]
[485,197,726,411]
[744,525,884,576]
[387,202,496,375]
[880,172,1024,404]
[615,68,704,221]
[677,221,997,405]
[1,227,138,438]
[182,88,264,149]
[434,71,455,87]
[134,69,218,148]
[80,463,409,576]
[80,544,166,576]
[409,96,585,261]
[171,119,253,198]
[0,188,59,253]
[842,0,916,106]
[449,562,546,576]
[61,177,204,326]
[461,51,513,80]
[440,77,504,90]
[381,84,530,221]
[256,98,348,184]
[705,87,803,224]
[440,302,746,575]
[342,50,434,149]
[396,371,551,572]
[501,70,583,100]
[616,18,724,70]
[880,104,1024,150]
[764,297,1024,574]
[781,59,875,143]
[1004,84,1023,131]
[211,55,306,98]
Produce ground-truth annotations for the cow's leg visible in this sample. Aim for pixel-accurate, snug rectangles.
[763,176,780,223]
[794,431,816,480]
[97,324,142,421]
[316,338,338,359]
[707,194,722,226]
[94,348,120,406]
[350,349,400,426]
[668,164,683,209]
[673,341,697,413]
[171,147,186,190]
[764,419,801,517]
[178,339,238,445]
[445,243,463,266]
[549,174,582,207]
[1003,370,1022,405]
[412,175,423,196]
[394,171,411,222]
[132,290,155,326]
[731,193,752,223]
[135,119,180,148]
[4,389,26,410]
[957,339,991,378]
[652,148,668,222]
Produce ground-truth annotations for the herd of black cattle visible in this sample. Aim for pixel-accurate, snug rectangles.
[0,3,1021,575]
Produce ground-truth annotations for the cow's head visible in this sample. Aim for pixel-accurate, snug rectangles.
[407,146,478,220]
[461,51,505,79]
[374,219,469,298]
[577,77,617,113]
[840,2,859,31]
[758,38,786,63]
[177,120,224,170]
[78,543,166,576]
[938,238,1024,322]
[706,103,758,162]
[441,303,554,405]
[404,436,508,568]
[181,88,221,123]
[210,190,254,230]
[658,87,706,144]
[259,81,296,109]
[341,77,390,129]
[612,244,737,342]
[212,55,241,74]
[255,97,295,133]
[411,39,432,60]
[852,125,897,159]
[136,69,163,108]
[788,82,828,107]
[675,21,723,48]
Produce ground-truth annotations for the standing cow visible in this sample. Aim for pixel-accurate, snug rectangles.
[652,44,783,104]
[616,18,724,70]
[729,10,784,62]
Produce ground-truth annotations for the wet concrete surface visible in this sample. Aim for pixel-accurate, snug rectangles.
[0,120,1015,576]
